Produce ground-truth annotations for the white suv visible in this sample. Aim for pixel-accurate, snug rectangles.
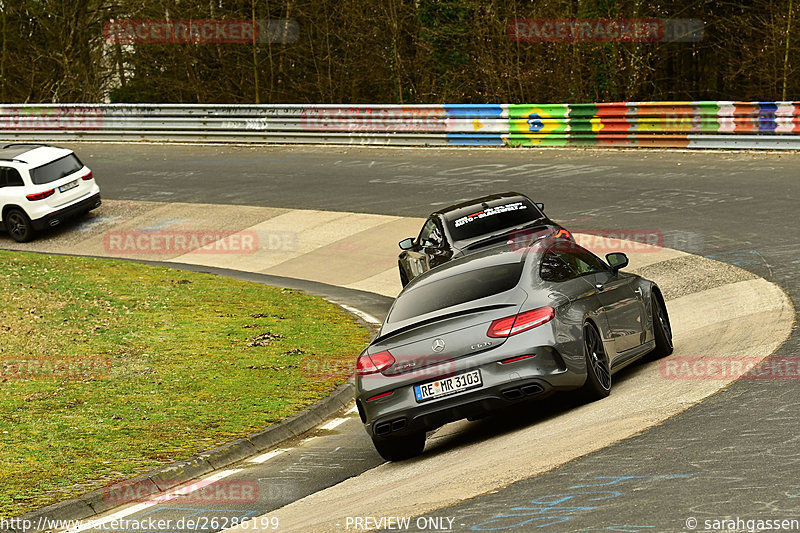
[0,144,101,242]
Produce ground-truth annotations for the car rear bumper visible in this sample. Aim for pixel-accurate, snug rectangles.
[357,352,585,440]
[363,377,571,440]
[31,193,101,230]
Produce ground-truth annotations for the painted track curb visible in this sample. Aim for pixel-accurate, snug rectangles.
[9,380,356,532]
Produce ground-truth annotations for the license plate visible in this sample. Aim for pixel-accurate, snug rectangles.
[414,369,482,403]
[59,180,78,193]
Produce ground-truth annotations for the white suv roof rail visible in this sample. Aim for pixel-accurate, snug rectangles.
[2,143,57,149]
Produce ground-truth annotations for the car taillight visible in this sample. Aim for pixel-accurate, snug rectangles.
[81,171,93,181]
[26,189,55,201]
[367,391,394,402]
[554,228,572,240]
[487,307,555,338]
[356,350,395,375]
[499,354,537,364]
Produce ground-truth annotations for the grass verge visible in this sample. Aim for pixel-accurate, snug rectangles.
[0,250,370,517]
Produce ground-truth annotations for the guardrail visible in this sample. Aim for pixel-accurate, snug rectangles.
[1,102,799,149]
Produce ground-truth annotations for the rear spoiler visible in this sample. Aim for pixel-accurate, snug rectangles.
[373,304,516,346]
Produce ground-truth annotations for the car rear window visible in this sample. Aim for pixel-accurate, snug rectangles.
[445,199,542,242]
[29,154,84,185]
[388,262,524,323]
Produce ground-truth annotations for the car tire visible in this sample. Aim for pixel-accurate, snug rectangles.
[371,432,425,462]
[645,292,673,360]
[4,208,35,243]
[579,322,611,402]
[399,263,409,287]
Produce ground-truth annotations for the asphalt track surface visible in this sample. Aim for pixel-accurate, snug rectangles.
[13,145,800,532]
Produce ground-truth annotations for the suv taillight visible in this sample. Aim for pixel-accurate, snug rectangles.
[356,350,395,375]
[26,189,55,201]
[81,171,93,181]
[487,307,555,338]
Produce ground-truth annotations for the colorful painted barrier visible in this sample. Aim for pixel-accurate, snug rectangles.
[1,102,799,148]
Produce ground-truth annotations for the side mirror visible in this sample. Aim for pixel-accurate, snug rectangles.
[535,202,544,211]
[398,238,415,250]
[605,252,629,273]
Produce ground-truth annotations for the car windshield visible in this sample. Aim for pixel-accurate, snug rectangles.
[388,261,524,323]
[445,199,542,242]
[29,154,84,185]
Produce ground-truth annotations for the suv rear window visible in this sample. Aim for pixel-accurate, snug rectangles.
[445,200,542,242]
[29,154,84,184]
[388,262,524,323]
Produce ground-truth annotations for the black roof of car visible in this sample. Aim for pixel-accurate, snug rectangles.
[0,144,51,162]
[432,192,531,220]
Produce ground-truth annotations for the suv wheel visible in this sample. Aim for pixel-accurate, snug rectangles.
[5,209,35,243]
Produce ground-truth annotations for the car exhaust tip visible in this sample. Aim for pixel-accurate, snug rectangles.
[375,417,408,437]
[521,384,544,396]
[502,388,525,400]
[502,384,544,400]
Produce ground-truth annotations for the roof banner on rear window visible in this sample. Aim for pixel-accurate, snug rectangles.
[453,201,528,228]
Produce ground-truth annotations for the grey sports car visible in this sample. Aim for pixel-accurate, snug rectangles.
[355,237,673,461]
